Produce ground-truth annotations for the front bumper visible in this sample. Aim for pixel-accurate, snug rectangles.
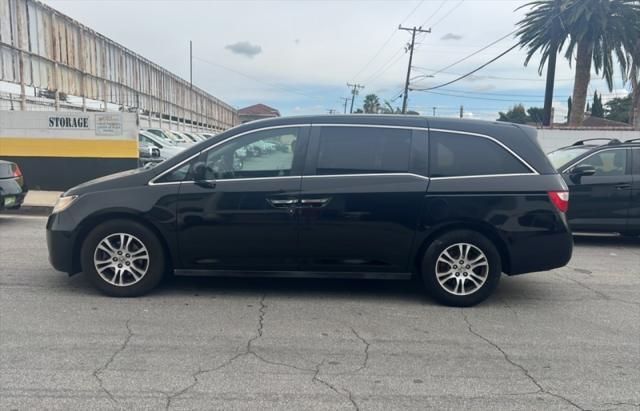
[46,212,80,275]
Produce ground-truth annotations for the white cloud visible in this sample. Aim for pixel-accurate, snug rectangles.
[441,33,463,41]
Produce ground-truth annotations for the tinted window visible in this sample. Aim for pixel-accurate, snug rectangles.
[155,162,192,183]
[203,127,299,180]
[316,127,411,175]
[547,147,591,169]
[430,132,530,177]
[575,149,627,177]
[633,149,640,175]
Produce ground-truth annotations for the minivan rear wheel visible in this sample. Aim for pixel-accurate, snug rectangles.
[81,219,165,297]
[421,230,501,307]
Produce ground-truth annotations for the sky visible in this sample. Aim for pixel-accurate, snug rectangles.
[36,0,633,121]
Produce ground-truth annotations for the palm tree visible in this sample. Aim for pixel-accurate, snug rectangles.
[628,38,640,129]
[363,94,381,114]
[564,0,640,126]
[516,0,571,126]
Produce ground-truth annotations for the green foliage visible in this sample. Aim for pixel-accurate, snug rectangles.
[498,104,545,124]
[363,94,381,114]
[591,91,604,117]
[604,95,632,123]
[562,0,640,92]
[527,107,545,124]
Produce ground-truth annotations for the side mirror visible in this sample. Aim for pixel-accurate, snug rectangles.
[149,147,161,158]
[192,162,215,188]
[569,164,596,183]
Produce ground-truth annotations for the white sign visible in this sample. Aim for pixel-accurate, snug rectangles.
[95,113,123,136]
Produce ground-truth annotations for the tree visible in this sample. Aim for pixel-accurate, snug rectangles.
[527,107,545,124]
[567,96,572,122]
[362,94,381,114]
[379,101,419,115]
[591,91,605,117]
[604,95,632,123]
[564,0,640,126]
[497,104,529,124]
[516,0,571,126]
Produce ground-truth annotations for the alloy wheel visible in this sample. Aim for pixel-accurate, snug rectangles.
[435,243,489,296]
[93,233,150,287]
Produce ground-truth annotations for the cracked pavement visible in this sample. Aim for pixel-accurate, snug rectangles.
[1,216,639,410]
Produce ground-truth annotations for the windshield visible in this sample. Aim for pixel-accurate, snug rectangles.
[547,147,592,169]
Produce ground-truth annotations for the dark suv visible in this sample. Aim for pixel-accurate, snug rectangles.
[548,138,640,236]
[47,116,573,306]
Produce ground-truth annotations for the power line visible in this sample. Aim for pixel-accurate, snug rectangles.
[192,55,320,100]
[411,43,519,92]
[419,0,448,27]
[351,0,426,82]
[430,0,465,28]
[430,29,517,76]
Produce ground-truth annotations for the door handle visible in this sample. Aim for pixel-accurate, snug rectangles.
[299,198,331,208]
[267,198,298,208]
[615,183,631,190]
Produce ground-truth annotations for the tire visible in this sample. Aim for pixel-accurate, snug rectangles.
[421,230,501,307]
[80,219,166,297]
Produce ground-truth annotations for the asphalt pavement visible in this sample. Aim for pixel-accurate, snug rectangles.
[1,214,639,410]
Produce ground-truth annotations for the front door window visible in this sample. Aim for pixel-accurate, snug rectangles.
[203,128,299,180]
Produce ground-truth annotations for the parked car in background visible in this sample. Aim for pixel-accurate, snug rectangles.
[47,115,573,306]
[183,132,205,143]
[138,141,162,166]
[547,138,640,237]
[143,128,190,146]
[138,131,185,160]
[199,133,216,139]
[0,160,28,211]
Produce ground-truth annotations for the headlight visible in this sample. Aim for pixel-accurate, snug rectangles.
[52,195,78,214]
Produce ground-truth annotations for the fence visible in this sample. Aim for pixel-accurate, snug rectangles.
[0,0,237,131]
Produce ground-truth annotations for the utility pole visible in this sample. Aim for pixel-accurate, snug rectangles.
[347,83,364,113]
[327,109,337,114]
[189,40,193,89]
[340,97,350,114]
[399,25,430,114]
[459,105,464,119]
[432,107,437,116]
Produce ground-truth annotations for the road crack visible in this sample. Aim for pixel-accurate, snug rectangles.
[461,310,584,410]
[312,360,359,410]
[349,327,370,373]
[92,319,133,403]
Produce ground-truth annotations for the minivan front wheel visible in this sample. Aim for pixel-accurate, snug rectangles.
[421,230,501,307]
[81,219,166,297]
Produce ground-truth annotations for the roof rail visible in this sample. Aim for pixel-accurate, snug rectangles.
[571,138,621,146]
[624,138,640,143]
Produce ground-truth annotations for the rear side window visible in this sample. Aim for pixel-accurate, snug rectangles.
[632,149,640,175]
[316,126,411,175]
[430,131,531,177]
[576,149,628,176]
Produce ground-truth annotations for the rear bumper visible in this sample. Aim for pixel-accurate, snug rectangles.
[506,215,573,275]
[0,178,27,210]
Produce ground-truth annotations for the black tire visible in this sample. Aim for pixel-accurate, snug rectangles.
[421,230,501,307]
[80,219,166,297]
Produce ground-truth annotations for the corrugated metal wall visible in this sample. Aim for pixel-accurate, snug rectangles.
[0,0,237,130]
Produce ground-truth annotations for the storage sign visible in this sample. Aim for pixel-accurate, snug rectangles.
[48,116,89,129]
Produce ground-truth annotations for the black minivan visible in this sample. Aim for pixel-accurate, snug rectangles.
[47,115,573,306]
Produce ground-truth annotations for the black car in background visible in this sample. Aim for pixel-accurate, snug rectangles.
[548,138,640,237]
[47,115,573,306]
[0,160,28,211]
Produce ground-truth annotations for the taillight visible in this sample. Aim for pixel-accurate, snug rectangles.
[12,164,22,178]
[548,191,569,213]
